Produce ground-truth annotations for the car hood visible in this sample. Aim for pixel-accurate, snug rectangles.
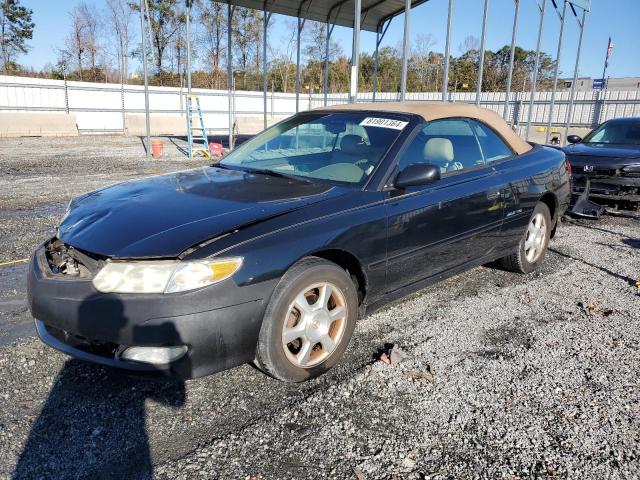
[58,167,345,258]
[563,143,640,165]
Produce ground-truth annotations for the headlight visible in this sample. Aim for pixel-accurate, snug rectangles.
[92,257,242,294]
[621,164,640,174]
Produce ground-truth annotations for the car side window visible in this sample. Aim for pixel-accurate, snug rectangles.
[469,120,514,163]
[397,119,484,175]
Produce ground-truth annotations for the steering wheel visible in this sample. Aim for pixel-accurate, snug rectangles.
[445,161,464,172]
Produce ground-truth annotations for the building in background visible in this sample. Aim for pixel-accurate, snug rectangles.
[560,76,640,91]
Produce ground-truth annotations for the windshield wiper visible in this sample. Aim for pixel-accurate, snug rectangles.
[236,166,312,183]
[212,163,236,170]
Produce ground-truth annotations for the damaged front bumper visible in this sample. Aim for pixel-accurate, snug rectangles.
[570,170,640,203]
[27,241,271,379]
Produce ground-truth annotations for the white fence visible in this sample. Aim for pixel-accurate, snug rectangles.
[1,75,639,134]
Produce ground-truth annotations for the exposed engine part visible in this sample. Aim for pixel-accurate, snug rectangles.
[44,239,103,278]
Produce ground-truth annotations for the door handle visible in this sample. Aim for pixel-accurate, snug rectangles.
[486,191,501,201]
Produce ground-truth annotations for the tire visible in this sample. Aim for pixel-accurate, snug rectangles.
[499,202,552,274]
[255,257,358,382]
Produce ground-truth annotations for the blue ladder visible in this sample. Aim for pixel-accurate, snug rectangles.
[186,94,210,158]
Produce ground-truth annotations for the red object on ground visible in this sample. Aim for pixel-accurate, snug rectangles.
[209,142,223,159]
[151,140,164,158]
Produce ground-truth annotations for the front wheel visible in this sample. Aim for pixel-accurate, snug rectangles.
[499,202,552,274]
[255,257,358,382]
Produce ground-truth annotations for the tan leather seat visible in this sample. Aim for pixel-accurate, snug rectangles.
[423,137,462,172]
[334,134,368,163]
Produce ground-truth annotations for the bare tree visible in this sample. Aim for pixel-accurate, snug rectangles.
[268,19,296,92]
[302,21,342,90]
[303,21,341,63]
[62,7,87,80]
[131,0,185,78]
[196,0,225,80]
[410,33,437,90]
[105,0,132,82]
[458,35,479,59]
[77,3,99,77]
[231,7,260,88]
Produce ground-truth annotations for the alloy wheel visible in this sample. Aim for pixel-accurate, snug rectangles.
[281,282,348,368]
[525,212,547,262]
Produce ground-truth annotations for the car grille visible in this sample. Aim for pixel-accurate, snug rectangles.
[46,323,121,359]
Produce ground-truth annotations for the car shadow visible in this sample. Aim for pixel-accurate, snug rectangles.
[621,238,640,249]
[569,219,629,238]
[13,295,188,479]
[549,247,637,286]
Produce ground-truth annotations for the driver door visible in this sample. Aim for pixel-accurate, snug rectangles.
[384,119,504,293]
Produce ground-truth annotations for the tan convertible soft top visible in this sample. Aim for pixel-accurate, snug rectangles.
[319,101,532,155]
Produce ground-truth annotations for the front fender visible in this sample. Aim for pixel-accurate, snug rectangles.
[186,191,389,304]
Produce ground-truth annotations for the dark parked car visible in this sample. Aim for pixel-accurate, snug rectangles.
[564,117,640,204]
[28,103,571,382]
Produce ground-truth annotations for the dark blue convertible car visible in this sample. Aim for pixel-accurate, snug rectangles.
[28,102,571,382]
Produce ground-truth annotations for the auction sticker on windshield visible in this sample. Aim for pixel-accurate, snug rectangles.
[359,117,409,130]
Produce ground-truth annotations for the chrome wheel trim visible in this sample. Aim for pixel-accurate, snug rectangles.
[281,282,348,368]
[524,212,547,263]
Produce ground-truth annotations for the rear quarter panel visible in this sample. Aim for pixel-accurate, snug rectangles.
[493,144,570,249]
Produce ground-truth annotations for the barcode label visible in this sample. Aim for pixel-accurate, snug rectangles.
[359,117,408,130]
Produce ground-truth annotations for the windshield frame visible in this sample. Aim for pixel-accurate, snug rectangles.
[582,119,640,146]
[219,110,416,189]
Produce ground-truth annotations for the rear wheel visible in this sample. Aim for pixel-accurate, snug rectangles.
[255,257,358,382]
[499,202,551,274]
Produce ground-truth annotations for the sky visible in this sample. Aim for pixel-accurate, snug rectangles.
[20,0,640,80]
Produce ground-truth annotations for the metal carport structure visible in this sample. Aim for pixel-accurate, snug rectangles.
[137,0,592,157]
[221,0,434,142]
[146,0,437,152]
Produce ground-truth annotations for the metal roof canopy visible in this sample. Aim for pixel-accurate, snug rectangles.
[225,0,429,32]
[215,0,431,145]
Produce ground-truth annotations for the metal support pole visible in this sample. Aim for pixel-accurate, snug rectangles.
[373,27,380,102]
[442,0,454,101]
[526,0,546,140]
[503,0,520,122]
[186,0,192,95]
[63,72,69,115]
[140,0,151,159]
[372,20,390,103]
[545,0,567,144]
[323,22,334,106]
[295,17,305,112]
[263,5,271,130]
[349,0,361,103]
[476,0,489,105]
[563,8,587,143]
[227,3,234,150]
[120,67,126,133]
[400,0,410,101]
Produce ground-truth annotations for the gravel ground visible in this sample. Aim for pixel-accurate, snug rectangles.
[0,136,639,479]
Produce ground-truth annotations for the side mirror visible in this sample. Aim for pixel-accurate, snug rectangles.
[394,163,441,188]
[567,135,582,144]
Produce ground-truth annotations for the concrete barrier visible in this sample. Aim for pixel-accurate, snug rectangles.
[235,115,284,135]
[126,114,187,136]
[0,112,78,137]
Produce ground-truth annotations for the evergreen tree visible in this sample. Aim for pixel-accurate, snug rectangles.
[0,0,34,73]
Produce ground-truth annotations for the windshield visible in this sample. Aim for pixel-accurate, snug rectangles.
[583,120,640,145]
[220,112,410,185]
